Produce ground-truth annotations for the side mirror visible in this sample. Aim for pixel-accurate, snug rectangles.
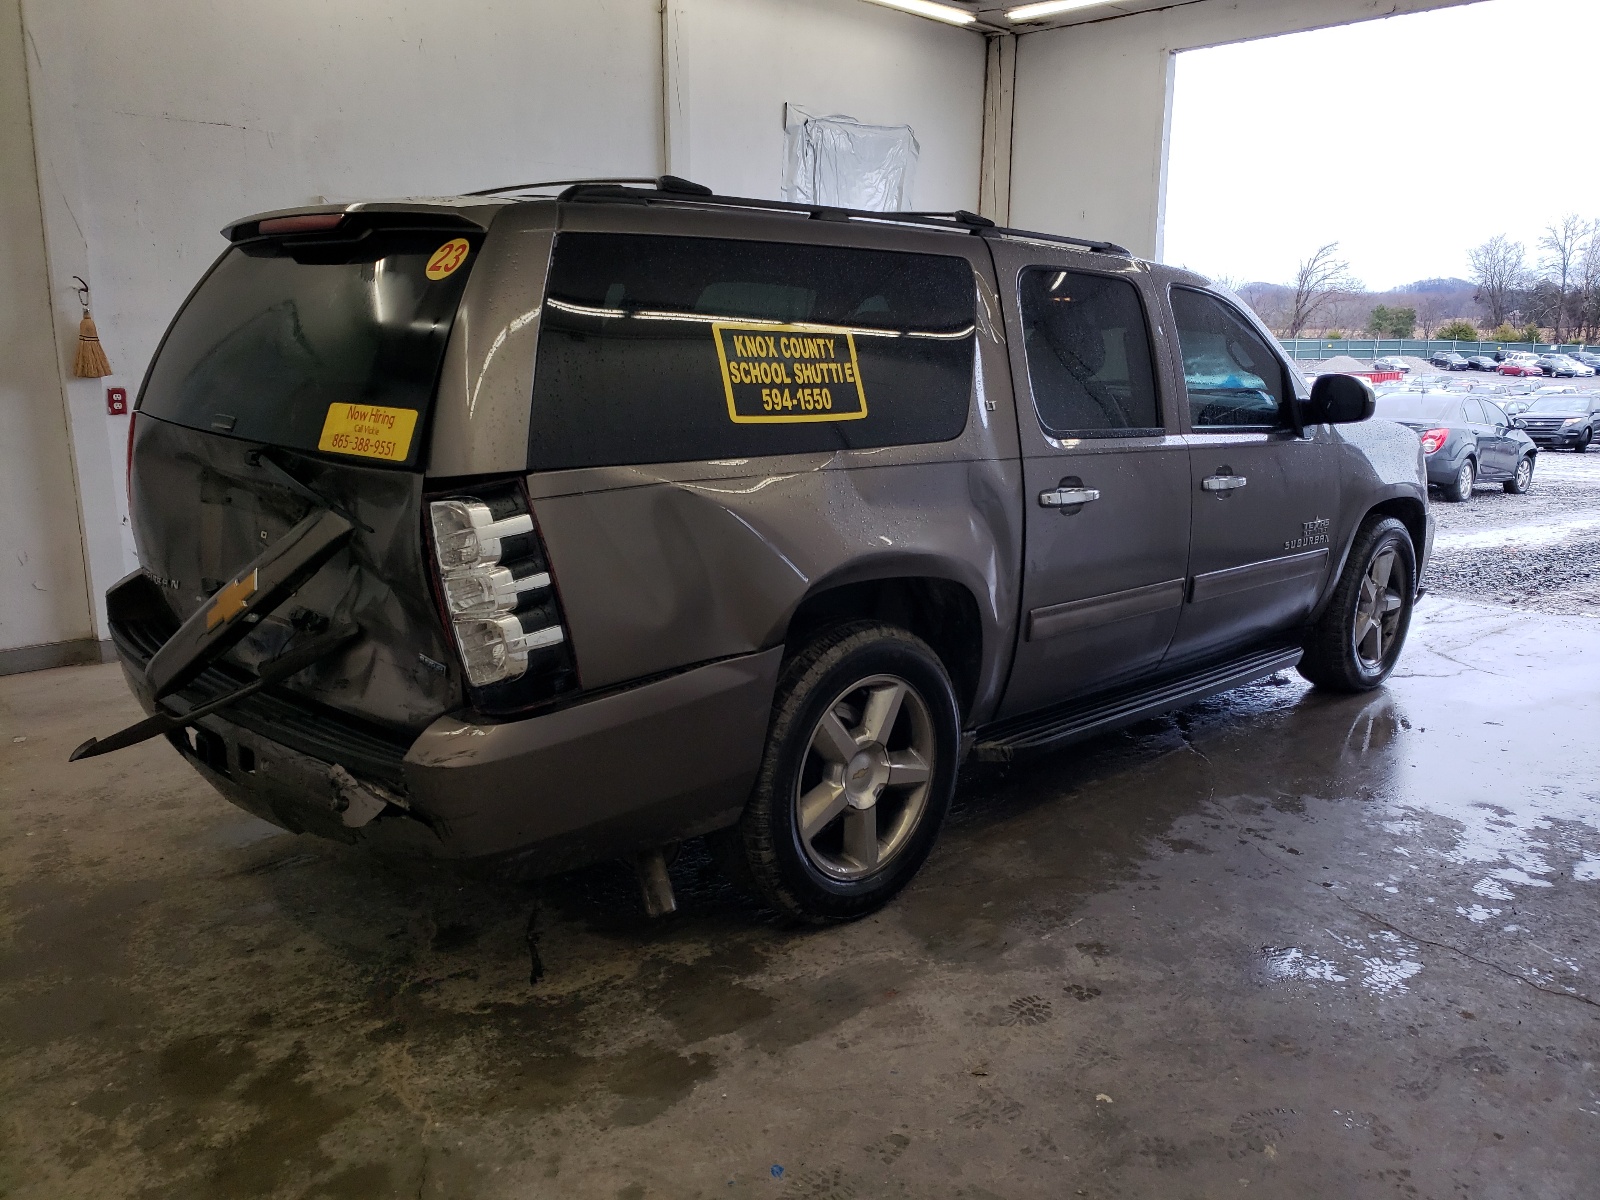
[1307,373,1376,424]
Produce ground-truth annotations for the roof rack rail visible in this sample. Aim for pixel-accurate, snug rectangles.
[979,225,1132,258]
[483,176,1132,257]
[465,176,661,197]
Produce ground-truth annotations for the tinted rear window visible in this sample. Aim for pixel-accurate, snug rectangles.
[528,233,976,470]
[139,226,479,466]
[1018,267,1161,437]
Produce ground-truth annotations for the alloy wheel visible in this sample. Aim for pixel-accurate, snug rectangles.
[793,674,935,881]
[1352,548,1406,672]
[1515,458,1533,490]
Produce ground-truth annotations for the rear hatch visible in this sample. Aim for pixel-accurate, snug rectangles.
[125,209,489,749]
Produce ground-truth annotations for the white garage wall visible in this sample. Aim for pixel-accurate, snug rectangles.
[0,0,94,659]
[15,0,987,648]
[1009,0,1480,260]
[19,0,666,639]
[674,0,985,211]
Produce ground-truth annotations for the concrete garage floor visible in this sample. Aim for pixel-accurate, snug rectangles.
[2,598,1597,1199]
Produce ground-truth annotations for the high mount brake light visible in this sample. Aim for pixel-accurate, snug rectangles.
[1419,428,1449,455]
[425,490,575,702]
[258,213,345,235]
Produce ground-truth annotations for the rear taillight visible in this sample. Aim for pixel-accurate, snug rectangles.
[125,411,138,504]
[425,482,577,709]
[1419,428,1448,455]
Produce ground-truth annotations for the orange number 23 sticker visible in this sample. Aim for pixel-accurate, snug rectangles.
[424,238,471,281]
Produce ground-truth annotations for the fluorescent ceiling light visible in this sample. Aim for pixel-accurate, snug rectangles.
[1007,0,1109,22]
[864,0,977,26]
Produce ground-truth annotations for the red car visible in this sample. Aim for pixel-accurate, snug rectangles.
[1497,359,1544,377]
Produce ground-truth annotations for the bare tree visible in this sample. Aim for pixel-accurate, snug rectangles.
[1415,293,1445,339]
[1284,243,1360,338]
[1468,234,1527,328]
[1239,282,1288,331]
[1577,223,1600,344]
[1539,215,1589,343]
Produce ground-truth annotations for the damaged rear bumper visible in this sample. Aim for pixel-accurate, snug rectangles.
[109,571,780,876]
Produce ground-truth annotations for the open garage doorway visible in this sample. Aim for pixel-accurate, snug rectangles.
[1165,0,1600,621]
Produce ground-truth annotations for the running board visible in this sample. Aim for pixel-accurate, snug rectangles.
[973,645,1303,763]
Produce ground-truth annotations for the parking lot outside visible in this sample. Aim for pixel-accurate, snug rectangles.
[1307,366,1600,615]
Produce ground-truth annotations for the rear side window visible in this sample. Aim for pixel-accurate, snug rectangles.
[528,234,976,470]
[1170,288,1291,429]
[140,226,479,467]
[1018,267,1161,437]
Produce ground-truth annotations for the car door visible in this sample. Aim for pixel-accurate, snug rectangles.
[1162,287,1340,670]
[992,250,1191,719]
[1475,398,1518,475]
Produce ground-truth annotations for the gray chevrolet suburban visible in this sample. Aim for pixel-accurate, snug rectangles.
[80,177,1433,923]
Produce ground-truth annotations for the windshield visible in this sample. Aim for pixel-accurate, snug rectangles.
[1527,396,1586,412]
[1374,396,1462,420]
[140,225,480,466]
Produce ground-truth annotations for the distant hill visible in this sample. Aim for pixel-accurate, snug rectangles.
[1395,277,1474,294]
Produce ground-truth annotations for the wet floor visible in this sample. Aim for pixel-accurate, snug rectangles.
[1,596,1597,1199]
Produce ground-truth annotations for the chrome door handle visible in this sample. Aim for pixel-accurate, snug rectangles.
[1039,487,1101,508]
[1201,474,1247,492]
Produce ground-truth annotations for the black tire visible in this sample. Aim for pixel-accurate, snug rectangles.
[1441,457,1475,502]
[1504,455,1535,494]
[719,621,960,924]
[1574,429,1591,453]
[1298,516,1417,693]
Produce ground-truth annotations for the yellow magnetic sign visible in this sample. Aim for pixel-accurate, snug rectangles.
[206,569,259,631]
[712,322,868,424]
[317,403,418,462]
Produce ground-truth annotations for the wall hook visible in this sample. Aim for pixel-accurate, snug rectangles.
[71,275,91,313]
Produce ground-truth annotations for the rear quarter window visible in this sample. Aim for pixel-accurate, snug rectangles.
[527,233,976,470]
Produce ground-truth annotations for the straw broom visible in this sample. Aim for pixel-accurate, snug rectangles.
[73,298,112,378]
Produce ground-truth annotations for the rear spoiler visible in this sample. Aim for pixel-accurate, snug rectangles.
[222,203,491,243]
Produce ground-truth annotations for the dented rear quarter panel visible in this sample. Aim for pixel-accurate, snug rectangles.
[489,203,1026,725]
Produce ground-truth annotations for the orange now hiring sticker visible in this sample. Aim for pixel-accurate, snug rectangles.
[317,402,418,462]
[424,238,471,280]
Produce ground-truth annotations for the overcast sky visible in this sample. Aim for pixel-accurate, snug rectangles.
[1162,0,1600,291]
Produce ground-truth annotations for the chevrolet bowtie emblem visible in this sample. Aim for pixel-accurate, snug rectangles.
[205,569,259,630]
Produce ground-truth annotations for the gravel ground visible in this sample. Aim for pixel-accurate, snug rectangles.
[1423,447,1600,616]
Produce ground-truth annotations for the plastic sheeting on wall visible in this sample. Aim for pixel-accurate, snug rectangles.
[781,105,918,213]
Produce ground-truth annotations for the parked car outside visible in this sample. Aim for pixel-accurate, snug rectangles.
[1535,353,1596,378]
[1571,351,1600,372]
[1375,393,1538,501]
[1465,355,1499,371]
[1515,392,1600,451]
[77,181,1433,922]
[1373,355,1412,374]
[1498,354,1545,377]
[1430,351,1471,371]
